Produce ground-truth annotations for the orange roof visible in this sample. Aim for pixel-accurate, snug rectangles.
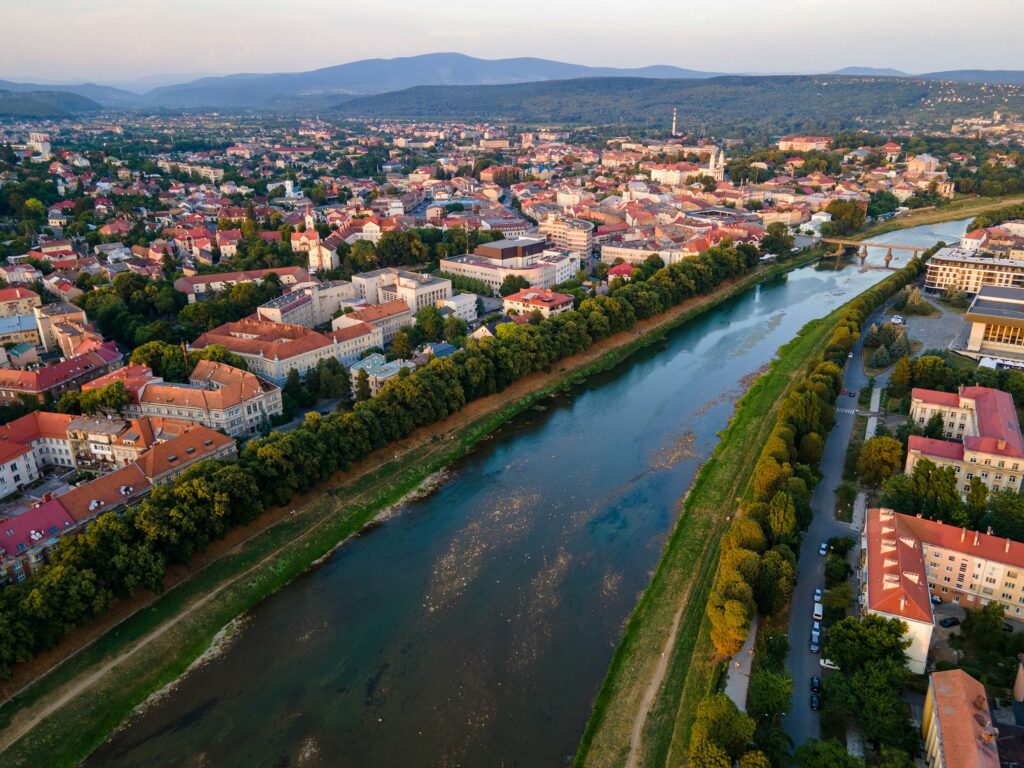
[350,300,412,323]
[909,435,965,461]
[0,287,39,302]
[59,464,150,523]
[864,508,934,625]
[928,670,1000,768]
[913,386,1024,458]
[192,319,331,361]
[328,321,379,342]
[0,411,74,445]
[81,363,158,402]
[135,425,234,480]
[900,511,1024,568]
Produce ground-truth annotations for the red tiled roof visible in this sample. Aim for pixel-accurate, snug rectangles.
[909,435,965,461]
[864,508,934,624]
[0,287,39,302]
[928,670,1000,768]
[0,499,75,556]
[59,464,150,523]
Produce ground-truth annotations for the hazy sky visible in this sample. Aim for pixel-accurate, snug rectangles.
[2,0,1021,85]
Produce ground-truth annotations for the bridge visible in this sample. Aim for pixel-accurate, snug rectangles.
[819,238,925,268]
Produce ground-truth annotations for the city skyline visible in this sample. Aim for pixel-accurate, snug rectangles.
[1,0,1022,84]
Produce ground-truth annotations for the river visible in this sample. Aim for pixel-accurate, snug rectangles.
[85,218,970,768]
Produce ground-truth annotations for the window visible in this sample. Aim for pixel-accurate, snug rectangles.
[982,472,990,479]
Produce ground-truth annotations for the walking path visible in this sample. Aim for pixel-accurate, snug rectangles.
[724,615,759,712]
[865,386,882,438]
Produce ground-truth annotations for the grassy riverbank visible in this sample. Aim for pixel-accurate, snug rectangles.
[0,250,823,768]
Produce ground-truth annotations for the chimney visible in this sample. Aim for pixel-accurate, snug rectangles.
[1007,539,1012,554]
[974,531,980,546]
[988,526,994,536]
[962,527,967,543]
[900,595,906,612]
[999,439,1007,451]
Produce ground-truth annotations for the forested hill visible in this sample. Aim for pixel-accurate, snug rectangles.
[0,89,101,117]
[332,75,1024,133]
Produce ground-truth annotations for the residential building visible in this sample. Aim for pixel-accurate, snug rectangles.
[502,288,574,318]
[134,424,236,486]
[922,669,999,768]
[0,315,40,347]
[0,411,76,471]
[349,353,415,396]
[0,343,122,403]
[333,300,413,344]
[437,293,478,323]
[327,322,384,365]
[538,214,594,255]
[173,266,310,302]
[351,268,452,312]
[861,507,935,674]
[439,238,581,294]
[0,499,76,583]
[0,287,41,317]
[33,302,87,352]
[907,386,1024,495]
[925,247,1024,295]
[777,136,833,152]
[255,280,355,328]
[66,415,132,471]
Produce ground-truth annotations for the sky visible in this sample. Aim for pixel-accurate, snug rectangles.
[1,0,1021,86]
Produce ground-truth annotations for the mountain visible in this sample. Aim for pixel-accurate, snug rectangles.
[830,66,908,77]
[141,52,721,108]
[919,69,1024,84]
[331,74,1024,132]
[0,79,140,107]
[0,89,102,117]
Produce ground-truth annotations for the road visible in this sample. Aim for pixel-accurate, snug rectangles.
[781,297,894,744]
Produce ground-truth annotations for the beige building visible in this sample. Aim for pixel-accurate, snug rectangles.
[33,302,87,353]
[962,285,1024,366]
[925,247,1024,295]
[440,238,581,294]
[256,281,355,328]
[502,288,574,318]
[333,300,413,344]
[0,287,41,318]
[907,386,1024,495]
[351,268,452,312]
[538,214,594,256]
[922,670,999,768]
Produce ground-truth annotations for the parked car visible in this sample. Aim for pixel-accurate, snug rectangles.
[1004,623,1014,633]
[812,620,821,633]
[810,693,821,711]
[810,630,821,648]
[930,595,942,605]
[810,640,820,654]
[939,617,960,628]
[891,315,904,325]
[813,602,824,621]
[848,352,854,359]
[848,390,856,397]
[814,587,823,602]
[818,542,828,556]
[810,675,821,693]
[820,658,839,670]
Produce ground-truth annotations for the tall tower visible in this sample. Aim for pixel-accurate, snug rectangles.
[672,108,678,137]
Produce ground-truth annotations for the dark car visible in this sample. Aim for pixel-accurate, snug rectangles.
[939,617,961,628]
[1004,623,1014,633]
[810,693,821,711]
[810,676,821,693]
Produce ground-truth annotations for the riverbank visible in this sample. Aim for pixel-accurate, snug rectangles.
[858,193,1024,239]
[0,250,825,767]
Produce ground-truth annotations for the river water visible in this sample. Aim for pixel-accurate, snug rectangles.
[86,219,970,768]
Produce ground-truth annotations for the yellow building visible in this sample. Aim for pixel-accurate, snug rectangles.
[923,669,999,768]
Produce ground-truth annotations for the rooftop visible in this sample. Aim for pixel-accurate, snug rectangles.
[864,508,934,625]
[929,669,1000,768]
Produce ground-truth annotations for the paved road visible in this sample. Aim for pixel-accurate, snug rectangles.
[781,297,894,744]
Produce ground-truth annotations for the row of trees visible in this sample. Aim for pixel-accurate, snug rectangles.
[0,238,768,679]
[695,256,926,767]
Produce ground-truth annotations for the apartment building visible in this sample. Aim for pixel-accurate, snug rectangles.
[173,266,310,302]
[925,247,1024,295]
[538,214,594,255]
[351,268,452,312]
[255,280,355,328]
[83,361,284,437]
[0,287,41,317]
[907,386,1024,495]
[502,288,574,318]
[333,300,413,344]
[922,670,999,768]
[437,293,478,323]
[33,302,87,353]
[0,343,123,403]
[962,285,1024,365]
[439,238,581,294]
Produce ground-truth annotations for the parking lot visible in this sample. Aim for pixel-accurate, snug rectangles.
[885,295,968,354]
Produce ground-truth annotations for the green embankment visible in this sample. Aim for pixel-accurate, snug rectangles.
[0,251,821,768]
[576,261,919,768]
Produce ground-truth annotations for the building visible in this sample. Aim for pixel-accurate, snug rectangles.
[0,287,41,317]
[173,266,310,303]
[255,280,355,328]
[0,499,76,583]
[962,285,1024,366]
[83,360,283,437]
[133,423,236,486]
[33,302,87,353]
[925,247,1024,295]
[351,268,452,312]
[0,343,122,404]
[437,293,478,323]
[861,507,935,674]
[502,288,574,318]
[0,315,40,348]
[777,136,833,152]
[907,386,1024,495]
[0,411,76,472]
[538,214,594,255]
[349,353,415,396]
[922,669,999,768]
[333,300,413,344]
[439,238,581,294]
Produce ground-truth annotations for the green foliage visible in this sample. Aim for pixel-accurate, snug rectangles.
[499,274,531,297]
[747,669,792,722]
[792,739,865,768]
[822,614,910,673]
[760,222,794,256]
[690,694,756,763]
[856,436,903,487]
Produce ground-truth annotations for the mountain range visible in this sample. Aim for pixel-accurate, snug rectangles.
[2,53,1024,114]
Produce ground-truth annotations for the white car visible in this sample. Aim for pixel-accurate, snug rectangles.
[814,587,823,602]
[813,602,823,621]
[812,620,821,633]
[818,542,828,556]
[820,658,840,670]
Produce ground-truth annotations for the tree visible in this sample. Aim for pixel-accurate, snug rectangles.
[737,751,771,768]
[415,306,444,342]
[825,658,914,752]
[985,490,1024,541]
[822,200,867,236]
[869,345,891,369]
[792,739,864,768]
[822,582,854,612]
[966,477,989,529]
[798,432,825,464]
[443,315,468,345]
[355,369,371,402]
[923,412,945,439]
[857,436,903,487]
[760,222,795,256]
[960,601,1006,653]
[391,329,413,360]
[889,355,912,396]
[690,694,756,762]
[822,615,909,673]
[747,669,792,722]
[499,275,530,297]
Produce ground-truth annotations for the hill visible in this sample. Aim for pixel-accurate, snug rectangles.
[919,69,1024,84]
[141,52,720,108]
[830,66,907,77]
[0,89,102,117]
[332,74,1021,132]
[0,80,139,108]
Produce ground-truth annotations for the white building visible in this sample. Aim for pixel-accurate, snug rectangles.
[440,238,581,294]
[351,268,452,312]
[437,293,478,323]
